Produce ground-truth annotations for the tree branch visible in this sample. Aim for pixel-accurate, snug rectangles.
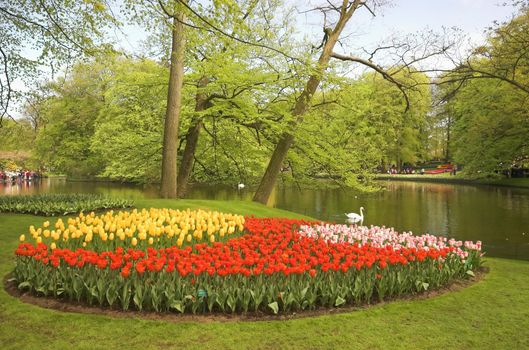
[330,51,411,111]
[175,0,301,63]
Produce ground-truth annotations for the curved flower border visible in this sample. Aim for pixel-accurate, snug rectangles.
[13,216,483,314]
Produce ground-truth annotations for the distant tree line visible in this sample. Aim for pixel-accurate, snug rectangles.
[1,1,528,202]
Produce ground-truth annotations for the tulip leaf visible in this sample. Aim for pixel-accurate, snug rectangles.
[268,301,279,314]
[170,301,184,313]
[18,281,32,289]
[335,296,346,307]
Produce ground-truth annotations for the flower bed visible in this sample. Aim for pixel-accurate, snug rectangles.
[13,210,483,315]
[298,224,482,262]
[21,208,245,250]
[0,194,133,216]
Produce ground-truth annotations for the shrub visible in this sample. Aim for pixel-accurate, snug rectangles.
[0,194,133,216]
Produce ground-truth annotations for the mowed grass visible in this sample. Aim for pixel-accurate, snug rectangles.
[1,199,529,350]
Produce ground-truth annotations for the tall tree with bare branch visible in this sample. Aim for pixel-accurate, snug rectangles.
[253,0,376,204]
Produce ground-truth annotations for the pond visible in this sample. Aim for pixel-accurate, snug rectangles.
[2,178,529,261]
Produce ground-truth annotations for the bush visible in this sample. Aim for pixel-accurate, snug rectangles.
[0,194,133,216]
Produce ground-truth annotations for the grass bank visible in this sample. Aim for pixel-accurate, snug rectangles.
[376,174,529,189]
[1,199,528,349]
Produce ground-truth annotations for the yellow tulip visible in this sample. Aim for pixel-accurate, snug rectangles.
[209,235,215,243]
[131,237,138,246]
[43,221,50,228]
[148,237,154,245]
[19,234,25,242]
[50,242,57,250]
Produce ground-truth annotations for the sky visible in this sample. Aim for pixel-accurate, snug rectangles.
[112,0,516,56]
[293,0,516,69]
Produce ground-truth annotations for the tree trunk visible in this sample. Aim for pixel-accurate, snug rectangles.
[445,114,451,161]
[177,77,209,197]
[253,2,361,204]
[252,133,295,203]
[160,12,186,199]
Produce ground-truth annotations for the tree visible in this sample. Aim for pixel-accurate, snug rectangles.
[173,0,296,197]
[438,5,529,96]
[0,0,115,125]
[158,3,187,198]
[288,69,431,187]
[252,1,367,204]
[252,1,443,204]
[436,5,529,176]
[125,0,288,198]
[33,59,108,176]
[91,57,169,183]
[449,73,528,177]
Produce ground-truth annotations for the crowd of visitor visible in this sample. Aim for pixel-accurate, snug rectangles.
[384,163,457,176]
[386,165,419,175]
[0,169,41,183]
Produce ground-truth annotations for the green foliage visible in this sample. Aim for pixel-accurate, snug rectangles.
[91,58,169,183]
[438,7,529,177]
[0,119,37,169]
[26,52,433,187]
[0,0,117,124]
[0,119,35,152]
[450,78,528,176]
[0,194,133,216]
[33,60,109,177]
[289,70,431,188]
[13,253,478,314]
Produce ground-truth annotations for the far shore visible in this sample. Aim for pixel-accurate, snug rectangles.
[375,174,529,189]
[37,173,529,190]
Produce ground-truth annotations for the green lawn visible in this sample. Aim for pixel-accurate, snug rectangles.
[1,199,528,350]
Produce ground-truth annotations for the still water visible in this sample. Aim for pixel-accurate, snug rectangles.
[2,178,529,260]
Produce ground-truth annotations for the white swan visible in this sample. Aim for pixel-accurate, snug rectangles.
[237,183,245,190]
[346,207,364,225]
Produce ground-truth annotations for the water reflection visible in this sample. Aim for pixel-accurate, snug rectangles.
[1,178,528,260]
[0,178,159,199]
